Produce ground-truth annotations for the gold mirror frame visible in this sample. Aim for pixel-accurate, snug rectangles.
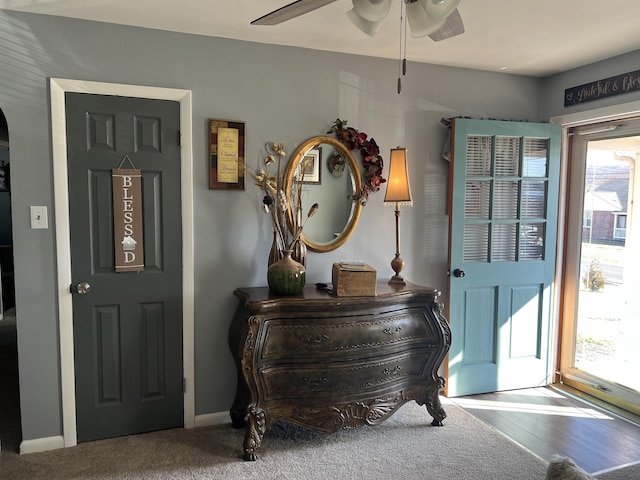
[284,135,363,253]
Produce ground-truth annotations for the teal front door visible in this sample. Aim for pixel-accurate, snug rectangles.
[446,118,561,397]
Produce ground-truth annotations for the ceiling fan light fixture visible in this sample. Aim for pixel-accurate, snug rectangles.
[347,8,386,36]
[422,0,461,22]
[428,8,464,41]
[406,1,447,38]
[351,0,392,22]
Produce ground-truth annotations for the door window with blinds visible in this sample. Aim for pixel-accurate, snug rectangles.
[463,135,550,262]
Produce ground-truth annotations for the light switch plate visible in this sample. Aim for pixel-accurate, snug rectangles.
[30,206,48,229]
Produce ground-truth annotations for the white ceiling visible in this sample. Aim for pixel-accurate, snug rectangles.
[2,0,640,77]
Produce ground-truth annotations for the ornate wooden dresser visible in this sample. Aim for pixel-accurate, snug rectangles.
[228,281,451,460]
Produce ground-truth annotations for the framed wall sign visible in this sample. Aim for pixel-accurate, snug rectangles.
[209,118,246,190]
[564,69,640,106]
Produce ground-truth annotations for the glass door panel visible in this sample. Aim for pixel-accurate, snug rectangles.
[562,126,640,413]
[576,141,639,392]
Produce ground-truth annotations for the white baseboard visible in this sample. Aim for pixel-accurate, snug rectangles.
[194,410,230,428]
[17,412,229,454]
[20,435,65,454]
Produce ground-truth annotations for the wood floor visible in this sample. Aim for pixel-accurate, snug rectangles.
[452,386,640,476]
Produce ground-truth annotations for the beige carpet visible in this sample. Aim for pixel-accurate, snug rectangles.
[2,397,640,479]
[1,399,554,480]
[2,329,639,480]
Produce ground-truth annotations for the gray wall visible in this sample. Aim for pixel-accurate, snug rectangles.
[1,9,549,443]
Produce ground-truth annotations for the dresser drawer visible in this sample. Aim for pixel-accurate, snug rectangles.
[260,307,439,361]
[259,349,433,401]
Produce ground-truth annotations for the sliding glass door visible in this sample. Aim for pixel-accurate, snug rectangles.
[560,120,640,414]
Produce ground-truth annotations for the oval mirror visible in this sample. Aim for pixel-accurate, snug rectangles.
[284,136,363,253]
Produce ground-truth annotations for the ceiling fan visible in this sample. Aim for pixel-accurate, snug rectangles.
[251,0,464,41]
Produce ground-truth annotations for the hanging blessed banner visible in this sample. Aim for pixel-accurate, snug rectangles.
[112,159,144,272]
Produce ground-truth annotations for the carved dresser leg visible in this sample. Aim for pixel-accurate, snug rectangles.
[243,407,266,461]
[424,380,447,426]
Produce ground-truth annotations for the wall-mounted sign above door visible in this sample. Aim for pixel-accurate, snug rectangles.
[564,69,640,106]
[112,159,144,272]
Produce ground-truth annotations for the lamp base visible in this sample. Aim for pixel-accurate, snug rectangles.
[389,254,406,285]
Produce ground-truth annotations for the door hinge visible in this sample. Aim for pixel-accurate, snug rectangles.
[177,130,182,147]
[183,377,186,394]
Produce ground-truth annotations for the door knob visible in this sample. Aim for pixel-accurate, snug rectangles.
[76,282,91,294]
[453,268,466,278]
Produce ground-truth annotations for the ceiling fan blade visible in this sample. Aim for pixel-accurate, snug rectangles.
[428,8,464,41]
[251,0,339,26]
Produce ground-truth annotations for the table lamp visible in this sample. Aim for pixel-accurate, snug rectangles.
[384,147,413,284]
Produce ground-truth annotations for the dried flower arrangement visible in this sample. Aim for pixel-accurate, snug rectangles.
[247,142,318,257]
[327,118,386,205]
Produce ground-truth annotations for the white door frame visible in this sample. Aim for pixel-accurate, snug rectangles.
[50,78,195,448]
[551,100,640,128]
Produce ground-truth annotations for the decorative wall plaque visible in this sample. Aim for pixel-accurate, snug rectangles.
[564,69,640,106]
[209,118,246,190]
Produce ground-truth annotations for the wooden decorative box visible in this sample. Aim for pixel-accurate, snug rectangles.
[331,262,377,296]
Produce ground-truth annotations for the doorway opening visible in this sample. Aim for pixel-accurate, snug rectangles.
[0,107,21,453]
[560,119,640,415]
[0,111,13,311]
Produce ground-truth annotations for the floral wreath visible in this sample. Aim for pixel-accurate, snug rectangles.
[327,118,386,205]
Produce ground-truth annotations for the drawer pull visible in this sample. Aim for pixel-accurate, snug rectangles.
[299,334,330,344]
[301,377,329,386]
[383,326,403,335]
[382,366,401,376]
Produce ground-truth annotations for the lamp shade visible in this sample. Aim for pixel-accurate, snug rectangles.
[384,147,413,206]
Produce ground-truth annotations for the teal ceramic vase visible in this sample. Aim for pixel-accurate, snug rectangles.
[267,249,306,295]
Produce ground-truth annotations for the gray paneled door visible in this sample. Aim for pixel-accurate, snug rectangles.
[65,93,183,442]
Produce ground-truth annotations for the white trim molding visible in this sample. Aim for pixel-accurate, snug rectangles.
[551,99,640,127]
[194,411,231,428]
[48,78,195,450]
[20,435,65,454]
